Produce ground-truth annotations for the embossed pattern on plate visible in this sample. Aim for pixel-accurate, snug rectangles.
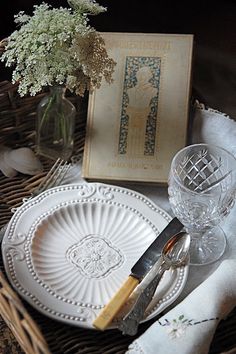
[31,202,157,305]
[2,183,188,329]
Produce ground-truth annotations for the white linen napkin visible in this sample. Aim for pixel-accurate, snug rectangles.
[124,102,236,354]
[192,101,236,156]
[126,259,236,354]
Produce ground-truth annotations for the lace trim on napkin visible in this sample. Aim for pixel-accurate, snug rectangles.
[194,100,230,117]
[192,100,236,154]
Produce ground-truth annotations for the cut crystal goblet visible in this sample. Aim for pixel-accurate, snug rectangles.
[168,143,236,265]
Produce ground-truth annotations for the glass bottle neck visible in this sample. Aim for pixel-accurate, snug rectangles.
[49,85,66,99]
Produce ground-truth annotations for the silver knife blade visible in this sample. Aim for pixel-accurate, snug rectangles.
[131,217,184,280]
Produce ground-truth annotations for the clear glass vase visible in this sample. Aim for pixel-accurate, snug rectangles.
[36,86,76,160]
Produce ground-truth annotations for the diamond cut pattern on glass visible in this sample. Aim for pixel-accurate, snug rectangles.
[177,149,231,192]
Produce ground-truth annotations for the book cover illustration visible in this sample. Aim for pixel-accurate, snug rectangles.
[82,33,193,184]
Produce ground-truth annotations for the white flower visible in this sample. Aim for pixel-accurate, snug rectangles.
[14,11,30,24]
[1,1,116,97]
[67,0,107,15]
[167,321,188,339]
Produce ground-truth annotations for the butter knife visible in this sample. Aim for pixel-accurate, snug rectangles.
[118,231,190,335]
[93,217,184,330]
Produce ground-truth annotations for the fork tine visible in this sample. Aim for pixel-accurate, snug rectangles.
[53,163,71,186]
[36,158,63,193]
[34,158,70,195]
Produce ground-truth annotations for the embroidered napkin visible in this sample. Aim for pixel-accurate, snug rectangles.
[126,259,236,354]
[124,102,236,354]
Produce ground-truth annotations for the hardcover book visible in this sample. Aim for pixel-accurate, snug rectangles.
[82,32,193,184]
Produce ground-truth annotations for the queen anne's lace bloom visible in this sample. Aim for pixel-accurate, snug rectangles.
[1,1,116,97]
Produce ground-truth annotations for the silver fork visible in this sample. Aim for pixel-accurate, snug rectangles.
[0,158,71,239]
[27,158,71,198]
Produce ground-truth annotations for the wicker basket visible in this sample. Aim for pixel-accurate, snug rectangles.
[0,80,236,354]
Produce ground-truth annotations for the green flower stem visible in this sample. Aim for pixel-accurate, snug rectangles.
[55,112,67,144]
[39,88,68,146]
[39,93,56,132]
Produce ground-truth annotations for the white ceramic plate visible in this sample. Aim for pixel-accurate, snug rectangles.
[2,182,188,329]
